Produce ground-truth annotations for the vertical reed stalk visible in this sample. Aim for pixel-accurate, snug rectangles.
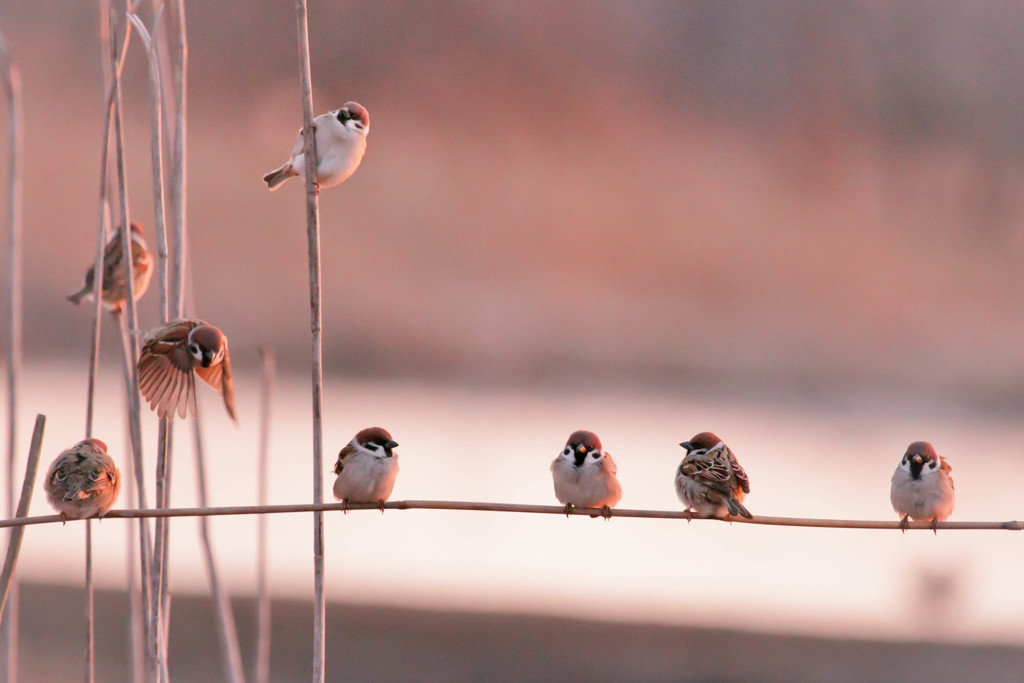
[254,348,275,683]
[291,1,326,679]
[0,31,21,683]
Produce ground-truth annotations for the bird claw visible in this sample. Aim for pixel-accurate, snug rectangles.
[931,518,939,535]
[685,509,693,523]
[899,514,909,534]
[378,500,386,515]
[600,506,612,521]
[341,499,350,515]
[563,503,573,518]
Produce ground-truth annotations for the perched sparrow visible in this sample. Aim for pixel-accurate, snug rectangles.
[45,438,121,522]
[550,430,622,518]
[66,223,153,313]
[890,441,956,533]
[676,432,752,519]
[332,427,399,511]
[263,102,370,191]
[137,319,236,421]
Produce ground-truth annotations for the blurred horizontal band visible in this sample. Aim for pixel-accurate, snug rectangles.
[0,500,1019,531]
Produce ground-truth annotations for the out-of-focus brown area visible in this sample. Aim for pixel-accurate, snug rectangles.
[14,583,1024,683]
[3,1,1024,398]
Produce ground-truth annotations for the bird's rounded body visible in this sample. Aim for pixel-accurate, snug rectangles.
[332,427,400,505]
[264,103,369,191]
[45,438,121,520]
[675,432,752,519]
[551,455,622,508]
[890,442,955,523]
[66,223,152,312]
[550,430,622,509]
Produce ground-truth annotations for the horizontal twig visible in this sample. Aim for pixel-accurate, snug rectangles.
[0,501,1018,531]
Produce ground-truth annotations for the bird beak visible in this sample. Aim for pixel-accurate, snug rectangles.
[577,445,587,453]
[385,440,398,449]
[913,455,923,463]
[679,441,692,452]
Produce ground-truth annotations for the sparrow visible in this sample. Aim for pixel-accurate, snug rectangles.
[66,223,153,313]
[550,430,622,518]
[676,432,752,519]
[136,319,236,421]
[890,441,955,533]
[332,427,399,511]
[263,102,370,191]
[45,438,121,522]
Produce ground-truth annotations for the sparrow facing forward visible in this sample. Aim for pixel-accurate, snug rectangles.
[890,441,956,533]
[45,438,121,522]
[137,319,236,421]
[263,102,370,191]
[676,432,752,519]
[332,427,399,511]
[66,223,153,313]
[551,430,623,518]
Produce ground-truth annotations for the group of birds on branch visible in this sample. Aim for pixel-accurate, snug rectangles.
[45,100,956,534]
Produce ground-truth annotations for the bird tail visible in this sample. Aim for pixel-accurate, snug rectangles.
[66,288,89,305]
[725,497,753,519]
[263,164,297,191]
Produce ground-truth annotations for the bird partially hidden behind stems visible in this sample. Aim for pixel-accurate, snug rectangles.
[45,438,121,523]
[551,430,623,519]
[263,101,370,191]
[332,427,399,512]
[890,441,955,534]
[137,319,236,421]
[66,222,153,313]
[676,432,752,519]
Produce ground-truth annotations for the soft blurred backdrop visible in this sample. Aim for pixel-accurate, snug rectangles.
[2,1,1024,681]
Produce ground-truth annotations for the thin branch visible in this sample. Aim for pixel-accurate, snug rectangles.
[0,29,23,683]
[0,500,1016,531]
[192,418,245,683]
[170,0,187,318]
[291,2,326,680]
[254,348,275,683]
[0,415,45,620]
[84,520,95,683]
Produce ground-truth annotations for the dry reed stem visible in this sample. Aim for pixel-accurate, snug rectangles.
[0,500,1017,531]
[191,418,245,683]
[254,348,275,683]
[107,5,158,679]
[291,1,326,680]
[0,416,45,622]
[0,30,22,683]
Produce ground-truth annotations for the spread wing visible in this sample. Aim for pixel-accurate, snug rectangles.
[194,339,236,422]
[137,321,197,419]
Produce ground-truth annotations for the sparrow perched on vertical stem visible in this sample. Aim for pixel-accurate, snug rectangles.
[263,102,370,191]
[136,319,236,421]
[45,438,121,522]
[676,432,752,519]
[890,441,955,533]
[550,430,622,518]
[66,223,153,313]
[332,427,399,511]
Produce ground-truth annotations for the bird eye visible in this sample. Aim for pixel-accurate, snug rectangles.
[902,456,908,464]
[590,452,601,459]
[928,462,935,469]
[54,469,66,482]
[188,343,201,356]
[88,472,100,482]
[563,447,572,457]
[367,442,379,450]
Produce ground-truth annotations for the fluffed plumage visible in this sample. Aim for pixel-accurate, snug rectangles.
[676,432,752,519]
[263,102,369,191]
[550,430,623,516]
[332,427,400,507]
[45,438,121,521]
[890,440,955,532]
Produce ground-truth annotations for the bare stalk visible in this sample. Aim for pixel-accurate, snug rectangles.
[108,5,158,679]
[192,418,244,683]
[254,348,275,683]
[0,500,1018,532]
[0,30,22,683]
[0,415,45,621]
[291,2,326,680]
[170,0,187,318]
